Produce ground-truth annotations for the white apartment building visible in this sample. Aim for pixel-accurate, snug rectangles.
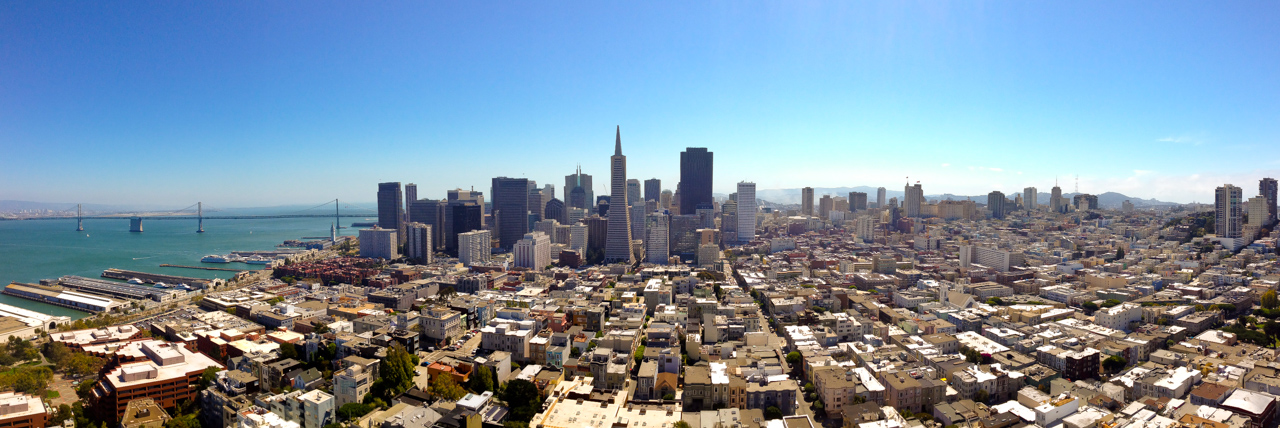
[1094,303,1142,332]
[334,364,372,409]
[457,229,491,266]
[737,182,756,243]
[258,390,334,428]
[481,319,536,362]
[972,246,1025,272]
[514,232,551,269]
[404,222,432,263]
[570,223,588,251]
[358,228,398,260]
[420,305,463,344]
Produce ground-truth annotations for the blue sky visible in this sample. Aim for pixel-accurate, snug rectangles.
[2,1,1278,207]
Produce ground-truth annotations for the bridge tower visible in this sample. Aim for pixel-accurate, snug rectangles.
[334,199,341,238]
[197,202,204,233]
[130,217,143,233]
[76,204,84,231]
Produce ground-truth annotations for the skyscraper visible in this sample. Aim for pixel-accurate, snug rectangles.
[409,199,445,250]
[1216,184,1242,238]
[644,179,661,202]
[801,187,814,216]
[660,190,673,210]
[876,187,886,208]
[646,212,669,264]
[565,167,594,210]
[545,198,566,224]
[605,127,635,264]
[491,177,530,250]
[1023,187,1038,211]
[377,182,405,245]
[988,191,1006,219]
[404,222,432,263]
[818,195,833,220]
[1261,178,1278,225]
[904,182,923,218]
[1051,184,1064,213]
[679,148,714,215]
[450,202,483,254]
[737,182,756,243]
[513,232,551,270]
[627,179,641,207]
[457,230,491,266]
[404,183,417,214]
[849,192,868,211]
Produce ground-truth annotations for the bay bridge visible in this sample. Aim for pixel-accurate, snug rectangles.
[4,199,380,233]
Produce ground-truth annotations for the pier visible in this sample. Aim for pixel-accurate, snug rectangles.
[159,264,248,272]
[3,282,125,313]
[101,268,219,289]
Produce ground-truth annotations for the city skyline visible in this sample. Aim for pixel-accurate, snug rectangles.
[3,2,1279,206]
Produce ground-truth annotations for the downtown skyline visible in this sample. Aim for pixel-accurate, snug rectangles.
[3,2,1279,206]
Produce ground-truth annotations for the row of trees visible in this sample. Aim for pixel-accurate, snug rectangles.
[41,342,105,377]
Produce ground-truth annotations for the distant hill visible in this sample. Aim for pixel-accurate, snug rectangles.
[716,188,1180,209]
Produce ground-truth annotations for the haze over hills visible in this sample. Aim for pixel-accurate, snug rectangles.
[718,187,1181,209]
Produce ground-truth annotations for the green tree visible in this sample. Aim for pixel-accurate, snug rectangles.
[430,375,467,401]
[1264,291,1280,310]
[974,389,990,404]
[1101,299,1122,308]
[1081,302,1099,312]
[338,403,375,420]
[1115,248,1125,259]
[279,342,298,361]
[786,351,801,366]
[674,421,692,428]
[1102,355,1128,374]
[764,406,782,420]
[634,345,646,365]
[503,379,542,422]
[200,366,221,389]
[373,343,416,401]
[467,365,495,394]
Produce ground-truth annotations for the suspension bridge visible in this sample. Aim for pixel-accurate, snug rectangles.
[4,199,380,233]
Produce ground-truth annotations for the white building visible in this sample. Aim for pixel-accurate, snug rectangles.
[481,319,536,362]
[333,364,372,409]
[697,244,720,267]
[646,213,669,264]
[1023,187,1038,211]
[514,232,551,270]
[570,223,588,251]
[257,390,334,428]
[1094,303,1142,332]
[457,230,491,266]
[972,246,1025,272]
[737,182,756,243]
[420,305,463,344]
[358,228,398,260]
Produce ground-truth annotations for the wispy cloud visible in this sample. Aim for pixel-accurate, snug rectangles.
[1157,135,1202,145]
[988,167,1004,172]
[940,163,950,168]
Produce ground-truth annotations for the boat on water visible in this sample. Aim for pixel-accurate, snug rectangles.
[154,282,169,289]
[244,256,274,265]
[127,278,145,285]
[201,255,230,263]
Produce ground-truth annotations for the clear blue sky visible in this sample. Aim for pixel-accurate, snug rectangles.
[2,1,1278,207]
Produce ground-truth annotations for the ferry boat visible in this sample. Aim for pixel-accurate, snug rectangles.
[127,278,145,285]
[201,254,230,263]
[244,256,273,265]
[154,282,170,289]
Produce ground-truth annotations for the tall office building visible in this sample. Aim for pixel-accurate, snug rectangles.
[876,187,886,208]
[458,230,491,266]
[644,179,661,202]
[627,179,641,206]
[514,232,551,270]
[359,228,398,260]
[818,195,833,220]
[449,202,483,254]
[1262,178,1278,225]
[737,182,756,243]
[528,183,550,222]
[570,223,588,251]
[849,192,868,211]
[646,213,669,264]
[1023,187,1038,211]
[491,177,530,250]
[545,198,566,224]
[660,190,673,210]
[565,166,594,210]
[605,127,635,264]
[801,187,815,216]
[630,204,647,246]
[1248,196,1268,227]
[988,191,1007,219]
[404,222,432,263]
[404,183,417,214]
[669,215,701,261]
[409,199,445,250]
[679,148,714,215]
[1073,194,1098,211]
[1216,184,1242,238]
[904,182,923,218]
[377,182,405,244]
[1051,184,1064,213]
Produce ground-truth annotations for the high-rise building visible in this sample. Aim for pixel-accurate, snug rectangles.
[565,166,593,210]
[449,202,483,254]
[528,182,549,222]
[1073,194,1098,211]
[1261,178,1278,225]
[89,340,223,422]
[737,182,756,243]
[646,212,669,264]
[404,223,432,263]
[457,230,491,266]
[988,191,1007,219]
[1247,196,1268,227]
[849,192,868,211]
[1023,187,1038,211]
[1051,184,1064,213]
[904,183,923,218]
[876,187,886,208]
[630,204,647,246]
[584,215,608,256]
[644,179,661,202]
[605,127,635,264]
[491,177,530,250]
[570,223,588,251]
[1216,184,1242,238]
[801,187,815,216]
[818,195,833,220]
[377,182,405,244]
[659,190,673,210]
[408,199,445,250]
[669,214,701,261]
[833,197,849,213]
[627,179,641,206]
[359,228,398,260]
[679,148,714,215]
[514,232,551,270]
[544,198,566,224]
[404,183,417,214]
[1122,200,1135,213]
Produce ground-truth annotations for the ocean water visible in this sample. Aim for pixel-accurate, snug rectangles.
[0,212,373,319]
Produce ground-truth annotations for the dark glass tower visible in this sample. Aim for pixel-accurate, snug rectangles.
[679,147,713,215]
[377,182,405,244]
[491,177,530,250]
[644,178,661,202]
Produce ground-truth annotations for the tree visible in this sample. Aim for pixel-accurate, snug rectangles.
[200,366,221,389]
[1115,248,1125,259]
[1101,299,1122,308]
[467,365,495,394]
[674,421,692,428]
[503,379,543,422]
[338,403,375,420]
[804,383,815,393]
[279,342,298,360]
[1081,302,1099,312]
[430,375,467,401]
[1102,355,1128,374]
[634,345,646,365]
[786,351,801,366]
[974,389,990,404]
[374,343,417,401]
[663,393,675,401]
[1266,321,1280,338]
[764,406,782,420]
